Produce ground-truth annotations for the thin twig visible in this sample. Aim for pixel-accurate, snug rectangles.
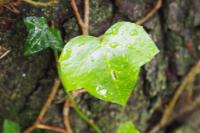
[36,124,66,133]
[148,60,200,133]
[70,0,85,33]
[63,100,73,133]
[23,1,89,131]
[97,0,162,39]
[83,0,89,35]
[172,95,200,122]
[70,0,89,35]
[136,0,162,25]
[67,93,102,133]
[38,79,61,122]
[0,17,15,21]
[185,81,194,106]
[62,1,101,132]
[22,0,57,7]
[0,49,10,60]
[72,89,87,97]
[4,4,20,14]
[23,79,61,133]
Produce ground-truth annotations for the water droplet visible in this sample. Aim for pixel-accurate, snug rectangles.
[96,86,107,96]
[109,43,119,48]
[111,70,117,80]
[130,30,138,36]
[112,28,118,35]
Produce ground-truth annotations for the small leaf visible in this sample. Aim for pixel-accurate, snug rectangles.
[117,121,140,133]
[59,22,159,105]
[24,16,63,55]
[3,119,20,133]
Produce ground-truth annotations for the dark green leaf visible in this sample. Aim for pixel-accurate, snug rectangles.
[59,22,159,105]
[3,119,20,133]
[117,121,140,133]
[24,16,63,55]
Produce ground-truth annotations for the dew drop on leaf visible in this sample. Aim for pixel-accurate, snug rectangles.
[96,86,107,97]
[130,30,138,36]
[59,22,159,105]
[112,28,118,35]
[111,70,117,80]
[109,43,119,48]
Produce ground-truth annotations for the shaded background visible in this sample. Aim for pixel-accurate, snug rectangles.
[0,0,200,132]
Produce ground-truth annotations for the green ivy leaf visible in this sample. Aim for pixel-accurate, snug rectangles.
[59,22,159,105]
[3,119,20,133]
[117,121,140,133]
[24,16,63,56]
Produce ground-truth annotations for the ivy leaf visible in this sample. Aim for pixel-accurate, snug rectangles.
[59,22,159,105]
[24,16,63,56]
[117,121,140,133]
[3,119,20,133]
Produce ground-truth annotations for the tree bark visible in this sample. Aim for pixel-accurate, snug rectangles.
[0,0,200,133]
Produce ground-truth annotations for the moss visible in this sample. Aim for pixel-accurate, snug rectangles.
[194,31,200,56]
[145,55,167,97]
[63,18,80,41]
[166,31,184,52]
[89,0,113,25]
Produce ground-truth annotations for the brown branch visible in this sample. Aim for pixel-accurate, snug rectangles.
[136,0,162,25]
[70,0,85,33]
[4,4,20,14]
[97,0,162,39]
[0,49,10,60]
[22,0,57,7]
[62,89,87,133]
[72,89,87,97]
[23,79,61,133]
[38,79,61,122]
[185,81,194,106]
[70,0,89,35]
[172,95,200,122]
[24,0,90,132]
[62,2,90,131]
[148,60,200,133]
[36,124,66,133]
[63,99,73,133]
[83,0,89,35]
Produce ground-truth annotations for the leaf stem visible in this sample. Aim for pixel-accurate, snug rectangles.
[63,100,73,133]
[70,0,90,35]
[53,49,59,63]
[36,124,66,133]
[67,93,102,133]
[54,50,102,133]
